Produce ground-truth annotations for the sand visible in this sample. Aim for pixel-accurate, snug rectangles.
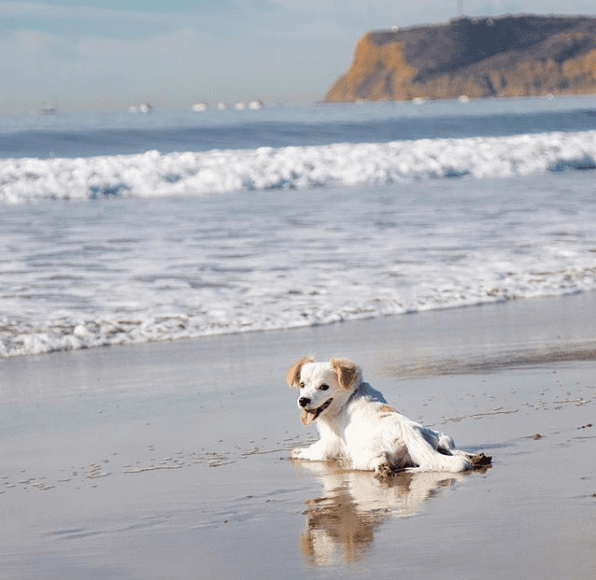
[1,292,596,579]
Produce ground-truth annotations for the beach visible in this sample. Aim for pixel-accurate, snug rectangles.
[2,96,596,579]
[1,291,595,580]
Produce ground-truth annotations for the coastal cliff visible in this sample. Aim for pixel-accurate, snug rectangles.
[324,15,596,102]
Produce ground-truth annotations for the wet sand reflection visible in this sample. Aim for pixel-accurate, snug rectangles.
[293,462,470,566]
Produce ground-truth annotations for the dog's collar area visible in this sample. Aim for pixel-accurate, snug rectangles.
[339,386,360,412]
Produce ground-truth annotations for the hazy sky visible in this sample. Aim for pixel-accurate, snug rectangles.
[1,1,593,113]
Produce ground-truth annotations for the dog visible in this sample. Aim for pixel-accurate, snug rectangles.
[286,356,490,477]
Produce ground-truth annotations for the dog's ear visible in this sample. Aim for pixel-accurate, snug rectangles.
[330,358,362,391]
[286,356,313,388]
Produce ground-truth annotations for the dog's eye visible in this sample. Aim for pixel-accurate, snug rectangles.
[319,384,329,391]
[299,382,305,389]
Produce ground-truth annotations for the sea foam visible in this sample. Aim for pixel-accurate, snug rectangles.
[1,130,595,204]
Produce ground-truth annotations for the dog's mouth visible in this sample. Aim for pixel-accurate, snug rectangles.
[300,398,333,426]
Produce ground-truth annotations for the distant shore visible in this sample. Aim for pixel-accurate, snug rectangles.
[325,15,596,102]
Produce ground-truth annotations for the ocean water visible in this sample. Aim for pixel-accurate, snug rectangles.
[1,96,596,357]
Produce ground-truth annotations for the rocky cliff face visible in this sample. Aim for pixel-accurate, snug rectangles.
[324,15,596,102]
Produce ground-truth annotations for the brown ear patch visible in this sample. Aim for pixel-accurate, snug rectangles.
[286,356,313,388]
[379,405,396,413]
[330,358,360,391]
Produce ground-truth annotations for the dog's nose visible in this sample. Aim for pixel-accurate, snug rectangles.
[298,397,311,408]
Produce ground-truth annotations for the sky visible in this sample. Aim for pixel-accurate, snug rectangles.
[0,0,594,113]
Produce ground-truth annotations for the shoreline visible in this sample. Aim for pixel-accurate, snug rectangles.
[4,287,596,371]
[1,291,595,579]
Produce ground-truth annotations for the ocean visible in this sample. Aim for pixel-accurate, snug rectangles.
[1,96,596,358]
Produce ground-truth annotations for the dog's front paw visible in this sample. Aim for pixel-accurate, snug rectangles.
[290,447,308,460]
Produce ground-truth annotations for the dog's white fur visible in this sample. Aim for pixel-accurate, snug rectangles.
[287,356,483,474]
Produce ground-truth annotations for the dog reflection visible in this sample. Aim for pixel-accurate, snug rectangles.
[294,461,465,566]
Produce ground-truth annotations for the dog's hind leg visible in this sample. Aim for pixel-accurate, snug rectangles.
[351,450,390,473]
[405,426,471,473]
[436,432,457,454]
[435,433,492,468]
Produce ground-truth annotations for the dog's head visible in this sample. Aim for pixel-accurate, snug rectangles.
[286,357,362,425]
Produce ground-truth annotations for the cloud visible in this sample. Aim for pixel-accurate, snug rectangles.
[0,0,365,111]
[0,1,166,22]
[0,22,328,112]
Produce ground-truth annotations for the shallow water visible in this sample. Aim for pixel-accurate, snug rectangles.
[1,170,595,357]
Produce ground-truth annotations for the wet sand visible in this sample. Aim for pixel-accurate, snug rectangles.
[1,292,596,579]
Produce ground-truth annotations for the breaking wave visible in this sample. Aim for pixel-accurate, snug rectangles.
[1,130,595,204]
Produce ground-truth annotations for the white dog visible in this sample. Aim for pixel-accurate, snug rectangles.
[286,356,490,477]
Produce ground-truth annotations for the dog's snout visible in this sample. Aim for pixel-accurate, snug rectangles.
[299,397,311,408]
